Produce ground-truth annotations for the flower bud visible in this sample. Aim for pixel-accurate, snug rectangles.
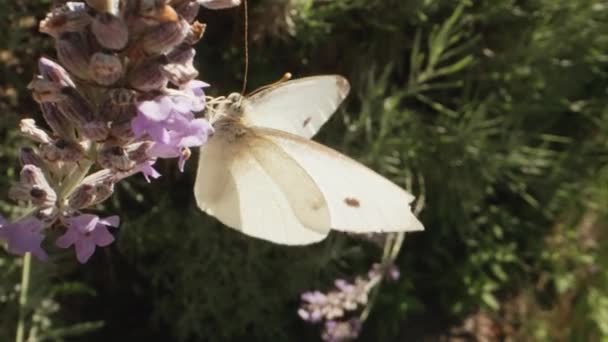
[82,121,111,142]
[106,88,138,106]
[163,45,198,85]
[67,178,115,209]
[41,103,76,140]
[40,139,85,163]
[98,145,135,172]
[161,63,198,85]
[39,2,91,38]
[92,180,114,205]
[142,18,189,54]
[20,147,46,168]
[57,87,95,124]
[91,13,129,50]
[166,44,195,64]
[81,169,114,185]
[99,96,137,142]
[126,141,153,164]
[56,32,91,80]
[38,57,76,87]
[28,77,65,103]
[19,165,48,187]
[184,21,206,45]
[90,52,124,86]
[109,115,136,143]
[128,57,169,91]
[19,119,52,144]
[99,95,136,122]
[9,165,57,208]
[175,1,200,23]
[67,183,95,209]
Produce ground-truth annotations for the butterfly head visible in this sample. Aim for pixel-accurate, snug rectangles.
[224,93,245,117]
[205,92,249,134]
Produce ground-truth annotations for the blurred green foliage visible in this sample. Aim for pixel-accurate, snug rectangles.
[1,0,608,341]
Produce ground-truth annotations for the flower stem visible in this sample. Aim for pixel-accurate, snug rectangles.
[15,252,32,342]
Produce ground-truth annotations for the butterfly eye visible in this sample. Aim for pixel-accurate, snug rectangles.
[227,93,241,103]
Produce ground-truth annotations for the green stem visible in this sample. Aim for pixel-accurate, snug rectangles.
[15,252,32,342]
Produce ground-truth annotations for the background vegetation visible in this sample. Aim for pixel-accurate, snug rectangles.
[1,0,608,340]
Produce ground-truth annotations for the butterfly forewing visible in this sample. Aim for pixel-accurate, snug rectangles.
[244,75,350,139]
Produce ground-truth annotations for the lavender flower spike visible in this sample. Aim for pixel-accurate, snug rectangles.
[298,263,402,341]
[3,0,219,263]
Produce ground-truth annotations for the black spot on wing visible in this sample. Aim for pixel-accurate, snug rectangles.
[302,117,312,127]
[344,197,360,208]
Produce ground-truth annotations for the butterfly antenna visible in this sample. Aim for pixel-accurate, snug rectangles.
[246,72,293,97]
[239,0,249,101]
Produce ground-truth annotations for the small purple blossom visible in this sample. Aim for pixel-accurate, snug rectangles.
[132,81,213,171]
[298,263,402,341]
[0,215,48,261]
[134,161,162,183]
[56,214,119,263]
[322,319,362,342]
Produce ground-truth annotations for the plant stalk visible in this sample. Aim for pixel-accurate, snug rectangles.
[15,252,32,342]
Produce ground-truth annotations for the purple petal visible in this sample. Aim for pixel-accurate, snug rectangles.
[148,143,181,159]
[137,99,172,121]
[164,111,192,132]
[1,217,48,261]
[178,119,213,147]
[130,114,150,137]
[297,308,310,321]
[98,215,120,227]
[56,228,78,248]
[91,225,115,247]
[135,162,162,182]
[74,238,96,263]
[132,114,171,143]
[68,214,99,233]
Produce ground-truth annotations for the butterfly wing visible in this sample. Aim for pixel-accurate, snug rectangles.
[194,124,331,245]
[256,128,424,233]
[244,75,350,138]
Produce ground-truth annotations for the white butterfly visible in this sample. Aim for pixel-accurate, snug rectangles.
[194,75,424,245]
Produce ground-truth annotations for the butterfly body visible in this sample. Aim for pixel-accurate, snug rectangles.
[194,75,423,245]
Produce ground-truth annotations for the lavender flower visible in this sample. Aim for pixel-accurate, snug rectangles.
[299,278,371,323]
[299,263,401,341]
[2,0,239,263]
[0,216,48,261]
[56,214,119,263]
[322,319,362,342]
